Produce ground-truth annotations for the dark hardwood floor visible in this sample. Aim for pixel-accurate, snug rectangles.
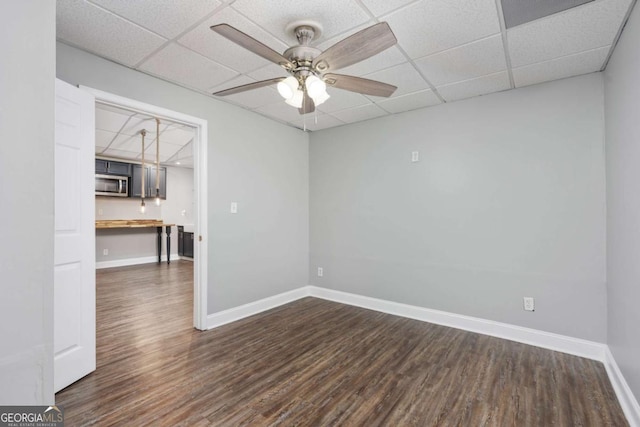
[56,261,628,426]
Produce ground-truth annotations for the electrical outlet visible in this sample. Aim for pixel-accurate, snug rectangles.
[411,151,420,162]
[103,249,109,256]
[317,267,323,277]
[523,297,535,312]
[230,202,238,214]
[98,209,103,216]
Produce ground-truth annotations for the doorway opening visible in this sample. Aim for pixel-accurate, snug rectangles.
[84,86,208,330]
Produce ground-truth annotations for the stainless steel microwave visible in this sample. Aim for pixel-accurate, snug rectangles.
[95,174,129,197]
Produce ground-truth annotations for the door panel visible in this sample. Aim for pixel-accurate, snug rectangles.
[54,79,96,392]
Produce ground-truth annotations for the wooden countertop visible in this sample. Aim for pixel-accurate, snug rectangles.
[95,219,175,229]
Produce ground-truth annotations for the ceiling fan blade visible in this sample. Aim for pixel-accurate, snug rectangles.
[211,24,293,70]
[324,73,397,97]
[312,22,397,72]
[213,78,285,96]
[299,91,315,114]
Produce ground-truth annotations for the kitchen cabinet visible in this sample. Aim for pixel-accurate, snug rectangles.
[131,164,167,199]
[95,159,131,176]
[177,226,194,258]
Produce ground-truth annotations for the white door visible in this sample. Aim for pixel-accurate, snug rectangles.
[54,79,96,392]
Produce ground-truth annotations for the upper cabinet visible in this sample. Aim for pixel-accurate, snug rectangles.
[95,159,131,176]
[131,165,167,199]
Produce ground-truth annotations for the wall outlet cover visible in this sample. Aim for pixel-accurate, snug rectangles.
[523,297,535,311]
[317,267,323,277]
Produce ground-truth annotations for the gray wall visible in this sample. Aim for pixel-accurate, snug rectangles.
[310,74,607,342]
[604,2,640,403]
[95,166,194,263]
[0,1,55,404]
[57,43,309,313]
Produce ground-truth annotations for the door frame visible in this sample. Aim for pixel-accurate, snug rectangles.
[81,86,209,330]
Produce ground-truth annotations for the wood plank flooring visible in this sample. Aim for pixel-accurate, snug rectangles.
[56,261,628,426]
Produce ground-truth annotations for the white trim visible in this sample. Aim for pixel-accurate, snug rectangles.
[79,86,209,330]
[308,286,606,361]
[205,285,605,361]
[96,254,180,269]
[207,287,311,329]
[604,347,640,427]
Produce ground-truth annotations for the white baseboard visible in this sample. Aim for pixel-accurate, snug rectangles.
[307,286,606,361]
[604,347,640,427]
[206,287,311,329]
[204,285,637,425]
[96,254,181,269]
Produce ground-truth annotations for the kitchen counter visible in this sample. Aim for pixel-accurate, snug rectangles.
[95,219,175,263]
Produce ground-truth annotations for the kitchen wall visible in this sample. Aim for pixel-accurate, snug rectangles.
[0,1,55,404]
[604,0,640,405]
[57,43,309,313]
[95,165,194,264]
[309,73,607,342]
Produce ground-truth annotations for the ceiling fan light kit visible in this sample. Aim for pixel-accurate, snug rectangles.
[210,20,398,115]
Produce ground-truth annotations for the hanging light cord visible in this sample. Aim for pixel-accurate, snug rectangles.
[155,118,161,204]
[140,129,146,213]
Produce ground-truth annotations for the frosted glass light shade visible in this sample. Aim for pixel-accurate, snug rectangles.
[312,90,330,106]
[277,76,298,100]
[305,75,326,98]
[285,89,304,108]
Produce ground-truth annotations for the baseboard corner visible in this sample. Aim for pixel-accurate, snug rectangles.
[604,347,640,427]
[206,286,312,330]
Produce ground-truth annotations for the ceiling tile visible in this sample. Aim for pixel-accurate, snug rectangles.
[289,114,346,131]
[247,64,290,81]
[230,0,372,44]
[338,47,408,77]
[90,0,222,39]
[437,71,511,102]
[139,43,238,91]
[364,62,430,98]
[316,90,372,114]
[507,0,633,67]
[95,108,132,133]
[95,129,116,150]
[329,104,387,124]
[513,46,609,87]
[414,35,507,86]
[179,7,290,73]
[161,127,195,146]
[57,0,167,67]
[376,89,441,113]
[360,0,421,17]
[254,101,307,123]
[226,87,282,110]
[501,0,596,29]
[384,0,501,59]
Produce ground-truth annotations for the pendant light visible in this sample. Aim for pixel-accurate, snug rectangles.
[140,129,146,214]
[155,118,161,206]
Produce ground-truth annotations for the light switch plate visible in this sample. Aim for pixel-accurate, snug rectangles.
[230,202,238,214]
[411,151,420,162]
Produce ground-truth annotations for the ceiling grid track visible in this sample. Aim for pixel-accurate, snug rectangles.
[495,0,516,88]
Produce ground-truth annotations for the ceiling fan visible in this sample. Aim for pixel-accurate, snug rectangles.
[210,20,398,114]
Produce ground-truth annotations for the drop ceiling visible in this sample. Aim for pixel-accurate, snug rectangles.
[96,103,195,168]
[57,0,636,131]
